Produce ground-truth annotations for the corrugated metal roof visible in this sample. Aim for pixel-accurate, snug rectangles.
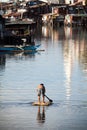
[39,0,64,4]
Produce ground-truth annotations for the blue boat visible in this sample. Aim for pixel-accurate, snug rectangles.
[22,44,41,51]
[0,44,41,53]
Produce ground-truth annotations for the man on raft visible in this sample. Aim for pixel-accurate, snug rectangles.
[37,83,46,103]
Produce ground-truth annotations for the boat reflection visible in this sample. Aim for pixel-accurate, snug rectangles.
[0,50,37,68]
[37,106,45,124]
[0,50,37,56]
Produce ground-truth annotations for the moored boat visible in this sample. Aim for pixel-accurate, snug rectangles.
[22,44,41,51]
[0,44,41,53]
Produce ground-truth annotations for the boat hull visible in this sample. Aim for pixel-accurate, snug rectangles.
[0,44,41,53]
[0,47,21,52]
[22,44,41,51]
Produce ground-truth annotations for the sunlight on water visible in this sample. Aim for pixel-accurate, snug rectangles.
[0,26,87,130]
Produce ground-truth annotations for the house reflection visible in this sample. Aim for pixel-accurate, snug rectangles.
[37,106,45,124]
[0,54,6,70]
[63,41,72,101]
[63,27,74,101]
[63,26,87,101]
[42,25,52,38]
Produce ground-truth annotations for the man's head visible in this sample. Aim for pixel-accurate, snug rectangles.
[40,83,44,86]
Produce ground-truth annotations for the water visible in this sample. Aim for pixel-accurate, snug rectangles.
[0,25,87,130]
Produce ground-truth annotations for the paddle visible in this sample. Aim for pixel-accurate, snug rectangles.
[44,94,53,103]
[37,49,45,52]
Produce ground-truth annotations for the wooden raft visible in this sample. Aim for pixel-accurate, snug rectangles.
[32,101,52,106]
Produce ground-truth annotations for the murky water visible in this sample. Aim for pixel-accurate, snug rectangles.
[0,25,87,130]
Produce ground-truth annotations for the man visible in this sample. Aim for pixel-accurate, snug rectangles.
[37,83,46,103]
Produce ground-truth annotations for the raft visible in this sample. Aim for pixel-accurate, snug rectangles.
[32,101,52,106]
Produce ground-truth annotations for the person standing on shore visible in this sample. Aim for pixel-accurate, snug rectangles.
[37,83,46,103]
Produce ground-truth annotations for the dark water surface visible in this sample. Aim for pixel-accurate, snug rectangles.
[0,25,87,130]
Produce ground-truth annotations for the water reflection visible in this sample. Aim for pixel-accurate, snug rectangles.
[37,106,45,124]
[37,25,87,101]
[0,55,6,70]
[0,51,37,65]
[63,27,87,101]
[63,41,72,100]
[41,25,66,42]
[42,25,53,39]
[0,24,87,130]
[64,26,72,40]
